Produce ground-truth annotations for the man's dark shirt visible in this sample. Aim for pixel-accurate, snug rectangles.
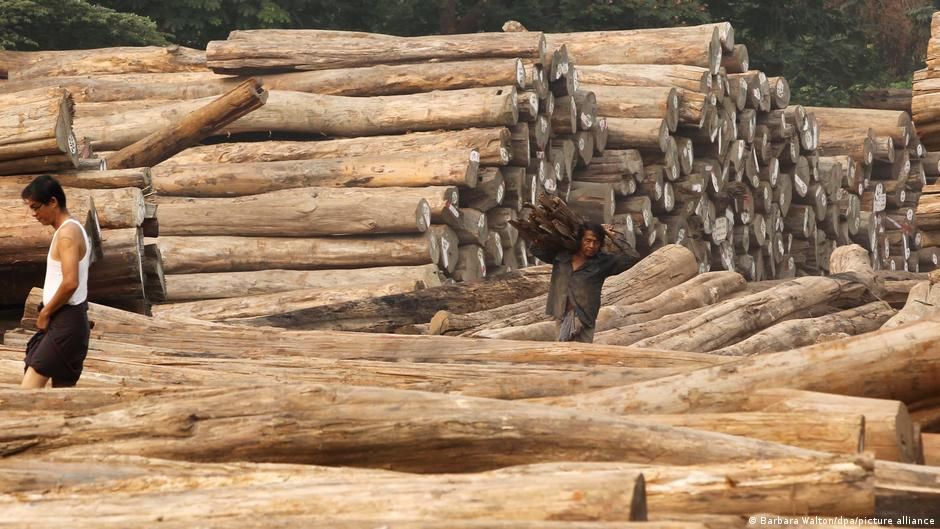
[530,245,637,329]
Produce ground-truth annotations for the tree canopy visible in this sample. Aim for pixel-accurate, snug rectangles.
[1,0,936,106]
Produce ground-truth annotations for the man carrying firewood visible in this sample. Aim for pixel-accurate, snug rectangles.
[530,222,639,343]
[20,175,92,389]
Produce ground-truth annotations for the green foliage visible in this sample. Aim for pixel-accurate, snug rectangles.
[0,0,167,50]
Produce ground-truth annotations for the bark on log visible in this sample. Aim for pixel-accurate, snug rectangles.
[709,301,896,356]
[155,187,432,236]
[151,281,428,322]
[76,88,518,150]
[0,168,150,190]
[0,458,647,523]
[605,117,670,152]
[0,330,699,401]
[87,228,145,301]
[206,30,547,74]
[498,457,874,516]
[232,266,554,332]
[635,411,864,455]
[161,128,510,167]
[0,87,78,173]
[743,388,918,464]
[0,187,144,229]
[575,64,711,93]
[0,381,822,480]
[541,307,940,416]
[2,46,207,80]
[163,265,443,301]
[547,25,721,74]
[157,234,440,274]
[805,107,913,148]
[45,59,527,100]
[19,287,730,370]
[631,261,879,352]
[105,78,268,169]
[583,85,679,132]
[875,460,940,518]
[429,244,698,336]
[881,280,940,328]
[594,304,716,346]
[151,150,479,196]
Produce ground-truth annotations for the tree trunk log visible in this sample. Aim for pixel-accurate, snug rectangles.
[632,272,877,352]
[540,308,940,415]
[636,411,864,455]
[206,30,546,73]
[76,88,518,150]
[594,304,716,346]
[709,301,895,356]
[743,388,918,464]
[0,379,823,473]
[106,78,267,169]
[575,64,711,93]
[604,118,670,152]
[150,150,479,196]
[2,46,207,80]
[161,128,510,167]
[19,287,730,370]
[875,460,940,518]
[0,328,703,401]
[87,228,145,301]
[547,25,721,74]
[167,266,554,332]
[0,168,150,190]
[155,187,432,236]
[583,85,679,132]
[156,234,439,274]
[499,457,874,516]
[0,87,78,173]
[151,281,426,321]
[881,280,940,328]
[805,107,913,148]
[162,265,443,301]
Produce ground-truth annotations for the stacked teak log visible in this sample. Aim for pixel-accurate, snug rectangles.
[914,11,940,150]
[912,11,940,269]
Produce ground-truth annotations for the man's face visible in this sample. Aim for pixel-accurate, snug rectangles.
[24,197,56,226]
[579,230,601,257]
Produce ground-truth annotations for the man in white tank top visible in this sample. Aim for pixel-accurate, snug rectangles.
[20,175,91,389]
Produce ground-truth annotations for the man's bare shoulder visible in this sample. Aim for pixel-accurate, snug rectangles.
[54,221,86,257]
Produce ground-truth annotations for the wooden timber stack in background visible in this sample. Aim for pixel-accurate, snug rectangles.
[912,11,940,267]
[1,18,938,322]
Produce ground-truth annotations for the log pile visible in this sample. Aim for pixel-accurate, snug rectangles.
[914,11,940,150]
[912,12,940,268]
[5,18,933,323]
[2,251,940,523]
[4,18,940,524]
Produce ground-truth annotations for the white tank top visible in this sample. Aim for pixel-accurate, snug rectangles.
[43,218,91,306]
